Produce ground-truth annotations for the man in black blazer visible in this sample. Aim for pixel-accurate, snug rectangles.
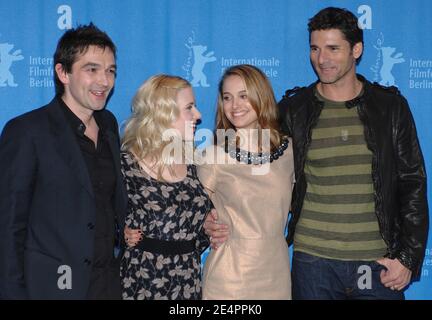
[0,23,127,299]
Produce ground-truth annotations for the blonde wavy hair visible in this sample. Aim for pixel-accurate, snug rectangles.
[215,64,283,151]
[121,74,191,180]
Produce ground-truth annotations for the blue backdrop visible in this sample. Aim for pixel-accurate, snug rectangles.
[0,0,430,299]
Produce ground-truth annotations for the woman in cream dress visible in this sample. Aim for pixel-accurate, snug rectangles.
[198,65,294,300]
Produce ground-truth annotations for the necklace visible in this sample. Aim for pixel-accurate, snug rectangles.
[224,138,289,165]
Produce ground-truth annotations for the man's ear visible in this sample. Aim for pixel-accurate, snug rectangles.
[55,63,69,85]
[353,42,363,60]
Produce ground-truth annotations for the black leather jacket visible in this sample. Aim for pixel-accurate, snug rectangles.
[279,75,429,278]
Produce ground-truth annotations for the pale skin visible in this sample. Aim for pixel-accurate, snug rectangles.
[201,74,261,249]
[124,86,219,246]
[126,76,259,248]
[204,29,412,292]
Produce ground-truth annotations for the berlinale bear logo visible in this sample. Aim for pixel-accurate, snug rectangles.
[371,33,405,87]
[183,31,217,88]
[0,42,24,87]
[190,45,216,87]
[379,46,405,86]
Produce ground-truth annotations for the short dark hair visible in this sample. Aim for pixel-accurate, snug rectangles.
[53,23,117,96]
[308,7,363,49]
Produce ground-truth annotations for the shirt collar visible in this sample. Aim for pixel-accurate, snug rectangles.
[312,75,366,109]
[57,96,105,136]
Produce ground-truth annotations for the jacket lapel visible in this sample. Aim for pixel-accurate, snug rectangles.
[105,130,121,186]
[97,113,127,225]
[107,131,127,215]
[46,99,94,198]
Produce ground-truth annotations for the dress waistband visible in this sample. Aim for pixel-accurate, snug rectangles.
[136,237,195,255]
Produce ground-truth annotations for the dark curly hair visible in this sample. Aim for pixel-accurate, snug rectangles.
[308,7,363,49]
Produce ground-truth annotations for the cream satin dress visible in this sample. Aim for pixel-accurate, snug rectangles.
[197,139,294,300]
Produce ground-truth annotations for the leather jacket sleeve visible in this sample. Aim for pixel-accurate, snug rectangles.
[392,95,429,277]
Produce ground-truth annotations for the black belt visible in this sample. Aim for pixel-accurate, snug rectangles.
[136,237,196,255]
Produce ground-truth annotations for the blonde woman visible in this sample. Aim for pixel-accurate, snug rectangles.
[199,65,295,299]
[120,75,212,300]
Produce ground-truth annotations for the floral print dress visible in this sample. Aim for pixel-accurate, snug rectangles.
[120,152,211,300]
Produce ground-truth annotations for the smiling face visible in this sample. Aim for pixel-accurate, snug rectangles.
[222,75,258,130]
[172,86,201,141]
[55,45,116,117]
[310,29,362,86]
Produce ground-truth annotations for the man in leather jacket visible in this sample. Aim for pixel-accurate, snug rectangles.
[203,7,428,300]
[278,7,428,299]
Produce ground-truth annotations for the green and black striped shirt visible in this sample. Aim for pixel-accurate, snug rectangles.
[294,90,387,261]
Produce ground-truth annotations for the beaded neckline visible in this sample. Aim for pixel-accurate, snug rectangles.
[224,138,289,165]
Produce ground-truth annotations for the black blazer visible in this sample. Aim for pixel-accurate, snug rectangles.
[0,98,127,299]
